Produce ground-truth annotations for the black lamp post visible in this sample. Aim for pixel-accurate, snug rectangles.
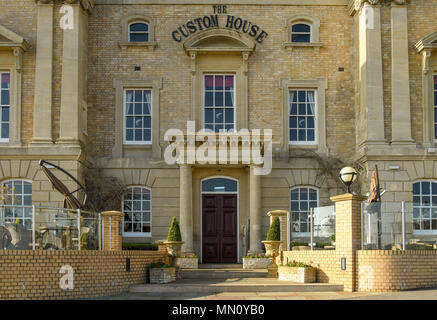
[338,166,358,194]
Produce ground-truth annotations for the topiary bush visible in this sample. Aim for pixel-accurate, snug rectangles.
[266,217,281,241]
[167,216,182,242]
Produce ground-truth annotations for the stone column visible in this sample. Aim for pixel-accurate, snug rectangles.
[101,211,124,251]
[330,193,366,292]
[351,1,386,146]
[267,210,288,251]
[179,164,194,253]
[391,1,413,143]
[248,165,262,255]
[31,2,54,145]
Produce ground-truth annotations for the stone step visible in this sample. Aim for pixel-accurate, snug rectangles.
[199,264,243,269]
[179,268,268,279]
[130,278,344,293]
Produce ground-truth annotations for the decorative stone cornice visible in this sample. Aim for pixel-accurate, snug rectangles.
[35,0,94,12]
[348,0,403,16]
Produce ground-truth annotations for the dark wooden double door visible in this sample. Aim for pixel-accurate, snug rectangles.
[202,194,238,264]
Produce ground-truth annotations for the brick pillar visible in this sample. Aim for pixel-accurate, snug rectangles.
[267,210,289,251]
[101,211,124,251]
[330,194,366,292]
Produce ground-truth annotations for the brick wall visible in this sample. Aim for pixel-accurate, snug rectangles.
[281,249,437,292]
[357,250,437,292]
[0,250,165,300]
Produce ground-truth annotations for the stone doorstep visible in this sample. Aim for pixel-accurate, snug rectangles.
[130,279,344,294]
[179,268,268,279]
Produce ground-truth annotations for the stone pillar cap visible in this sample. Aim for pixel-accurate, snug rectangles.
[330,193,367,202]
[267,210,289,216]
[101,210,124,218]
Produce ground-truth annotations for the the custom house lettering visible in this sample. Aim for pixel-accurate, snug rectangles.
[171,15,268,44]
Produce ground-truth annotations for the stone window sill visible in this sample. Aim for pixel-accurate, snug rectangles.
[282,42,322,51]
[123,144,152,150]
[118,41,157,50]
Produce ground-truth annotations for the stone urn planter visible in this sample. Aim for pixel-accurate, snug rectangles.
[174,254,198,269]
[163,240,184,257]
[278,265,316,283]
[243,256,270,269]
[149,263,176,284]
[262,240,281,277]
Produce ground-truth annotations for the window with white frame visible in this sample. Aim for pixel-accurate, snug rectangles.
[124,89,152,144]
[122,186,151,236]
[204,75,235,132]
[434,75,437,142]
[289,89,316,144]
[291,23,311,43]
[290,187,318,234]
[1,180,32,229]
[413,181,437,232]
[128,22,149,42]
[0,72,10,142]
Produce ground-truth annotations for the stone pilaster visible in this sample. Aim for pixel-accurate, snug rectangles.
[330,193,366,292]
[101,211,124,251]
[350,0,386,147]
[391,0,414,144]
[31,2,54,145]
[179,164,194,253]
[248,165,262,255]
[58,1,92,145]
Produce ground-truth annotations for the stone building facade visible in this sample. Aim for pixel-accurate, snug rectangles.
[1,0,437,263]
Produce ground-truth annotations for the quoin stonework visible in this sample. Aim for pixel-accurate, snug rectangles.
[2,0,437,265]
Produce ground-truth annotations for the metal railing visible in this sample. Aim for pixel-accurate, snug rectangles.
[361,201,437,250]
[0,204,101,250]
[289,205,336,250]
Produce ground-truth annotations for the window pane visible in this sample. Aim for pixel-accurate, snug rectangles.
[298,117,305,128]
[215,108,224,123]
[129,33,149,42]
[126,103,133,115]
[201,178,237,193]
[292,34,311,43]
[134,117,142,128]
[290,103,297,115]
[126,129,133,141]
[225,92,234,106]
[422,181,430,194]
[205,92,213,107]
[413,182,420,195]
[144,116,151,128]
[205,76,213,90]
[1,123,9,139]
[225,109,234,123]
[142,224,151,233]
[143,129,151,141]
[290,117,297,129]
[215,92,223,106]
[1,90,9,106]
[215,76,223,90]
[143,103,151,115]
[307,129,315,141]
[298,129,306,141]
[1,74,10,89]
[134,103,142,114]
[126,117,133,128]
[307,117,315,129]
[205,108,213,123]
[290,129,297,141]
[292,24,311,33]
[1,107,9,122]
[225,76,234,89]
[130,23,148,32]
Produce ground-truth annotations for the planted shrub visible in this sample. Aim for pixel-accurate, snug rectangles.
[167,216,182,242]
[266,217,281,241]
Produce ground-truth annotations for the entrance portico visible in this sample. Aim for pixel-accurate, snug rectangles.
[178,165,262,263]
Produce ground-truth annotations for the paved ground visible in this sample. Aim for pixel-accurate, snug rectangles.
[92,289,437,300]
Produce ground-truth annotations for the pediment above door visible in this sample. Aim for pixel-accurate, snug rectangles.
[183,28,255,55]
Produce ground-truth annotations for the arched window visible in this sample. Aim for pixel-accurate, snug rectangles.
[122,186,151,236]
[1,179,32,229]
[291,23,311,43]
[128,22,149,42]
[290,186,318,234]
[413,181,437,232]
